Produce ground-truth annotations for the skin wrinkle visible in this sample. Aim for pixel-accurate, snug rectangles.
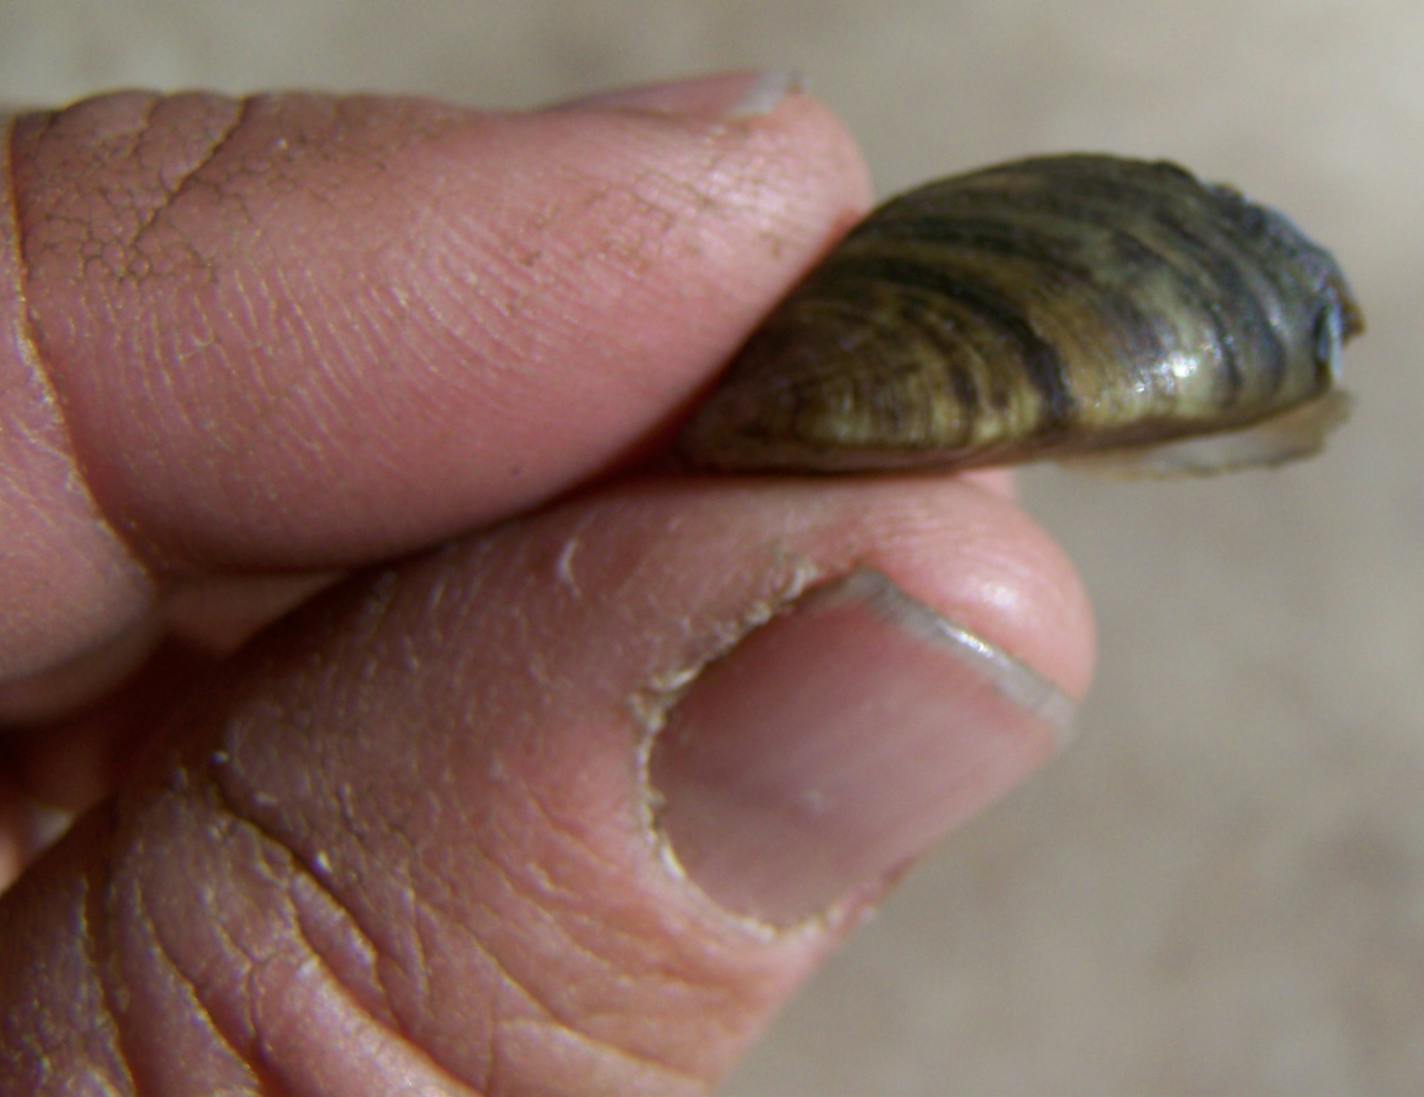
[464,745,762,1077]
[279,882,484,1097]
[84,96,231,289]
[323,751,719,1090]
[208,915,268,1052]
[209,733,538,1093]
[403,878,436,1019]
[203,767,487,1095]
[118,843,266,1092]
[287,875,395,1029]
[511,782,758,1021]
[520,781,629,884]
[76,809,140,1097]
[403,878,576,1089]
[121,836,253,1078]
[207,767,406,1018]
[404,909,502,1095]
[480,827,637,996]
[420,825,593,1016]
[497,1015,703,1094]
[532,908,747,1069]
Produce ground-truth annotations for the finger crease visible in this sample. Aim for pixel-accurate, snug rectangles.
[206,768,493,1094]
[80,804,140,1095]
[3,112,161,578]
[124,860,276,1089]
[127,94,253,253]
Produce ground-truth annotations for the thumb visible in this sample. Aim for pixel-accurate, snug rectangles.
[0,475,1092,1095]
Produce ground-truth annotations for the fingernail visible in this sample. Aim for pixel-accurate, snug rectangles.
[647,570,1074,926]
[553,70,800,120]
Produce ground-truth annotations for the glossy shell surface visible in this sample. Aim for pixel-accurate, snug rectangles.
[679,155,1363,473]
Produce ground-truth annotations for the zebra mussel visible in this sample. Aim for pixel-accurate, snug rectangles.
[678,154,1362,476]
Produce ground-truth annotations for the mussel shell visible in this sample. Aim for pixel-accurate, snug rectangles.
[678,155,1363,473]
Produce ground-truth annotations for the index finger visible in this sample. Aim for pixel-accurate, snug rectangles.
[0,74,872,678]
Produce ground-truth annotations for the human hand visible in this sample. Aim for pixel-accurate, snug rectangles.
[0,72,1093,1094]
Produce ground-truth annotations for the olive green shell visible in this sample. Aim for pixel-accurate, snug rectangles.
[678,155,1363,473]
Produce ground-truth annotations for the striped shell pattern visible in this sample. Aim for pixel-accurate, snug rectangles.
[678,155,1363,475]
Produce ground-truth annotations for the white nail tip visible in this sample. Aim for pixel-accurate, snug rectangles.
[803,569,1078,747]
[723,70,803,119]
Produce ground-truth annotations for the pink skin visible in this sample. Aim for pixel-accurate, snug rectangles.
[0,77,1092,1094]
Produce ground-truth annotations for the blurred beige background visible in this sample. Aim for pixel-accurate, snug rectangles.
[3,1,1418,1094]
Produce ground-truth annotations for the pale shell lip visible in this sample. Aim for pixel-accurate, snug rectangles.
[678,153,1362,477]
